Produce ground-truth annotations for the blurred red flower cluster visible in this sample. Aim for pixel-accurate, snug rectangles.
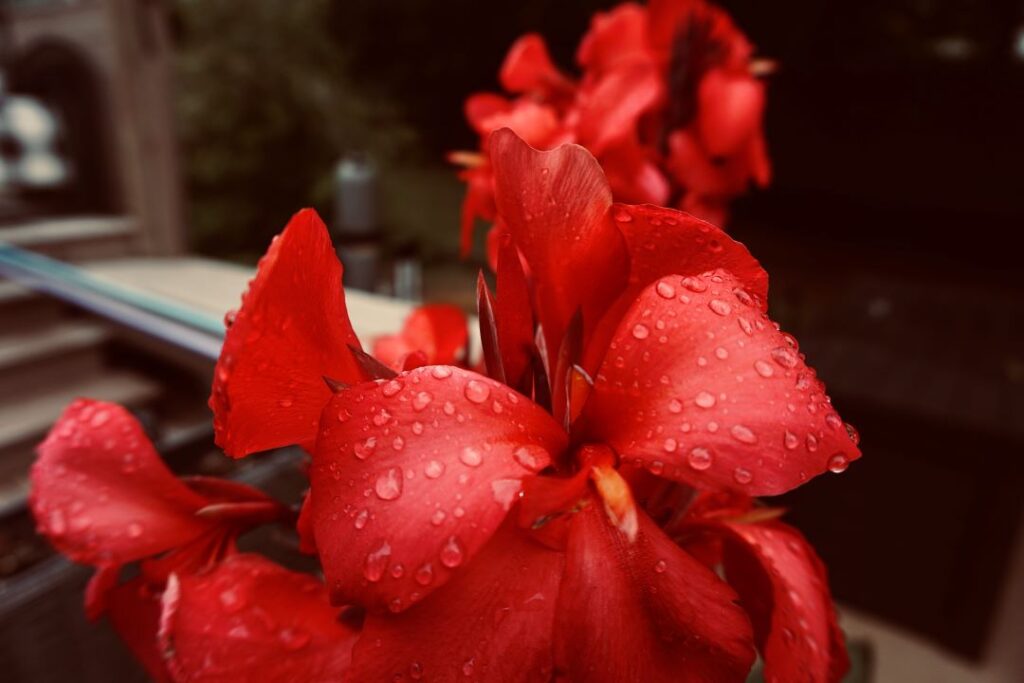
[455,0,772,267]
[31,126,857,681]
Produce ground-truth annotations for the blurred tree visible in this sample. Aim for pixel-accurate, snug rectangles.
[175,0,415,260]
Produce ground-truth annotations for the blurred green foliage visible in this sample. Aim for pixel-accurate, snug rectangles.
[174,0,416,261]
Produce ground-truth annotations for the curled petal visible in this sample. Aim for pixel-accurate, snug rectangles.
[372,304,468,371]
[30,400,210,566]
[106,578,172,682]
[311,366,565,612]
[490,129,628,362]
[582,270,861,496]
[350,522,562,682]
[500,34,574,99]
[159,554,356,683]
[555,504,755,682]
[714,521,849,683]
[577,2,651,74]
[210,209,364,458]
[697,68,765,158]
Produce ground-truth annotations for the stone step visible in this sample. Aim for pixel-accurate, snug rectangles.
[0,371,160,515]
[0,321,109,397]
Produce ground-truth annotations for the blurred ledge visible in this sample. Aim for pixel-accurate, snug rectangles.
[83,256,414,342]
[0,216,137,260]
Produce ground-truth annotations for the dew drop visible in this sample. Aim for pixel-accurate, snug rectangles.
[663,438,678,453]
[730,424,758,444]
[354,509,369,529]
[430,509,447,526]
[464,380,490,404]
[632,323,650,340]
[754,360,775,378]
[668,398,683,414]
[614,208,633,222]
[825,413,842,430]
[694,391,716,408]
[844,422,861,445]
[784,430,800,450]
[374,467,404,500]
[654,559,667,573]
[412,391,433,411]
[733,467,753,484]
[440,536,465,568]
[279,627,311,651]
[828,453,849,473]
[708,299,731,316]
[715,346,729,360]
[459,447,483,467]
[771,346,799,368]
[513,444,547,472]
[656,281,676,299]
[414,563,434,586]
[805,434,819,452]
[364,542,391,582]
[681,276,707,292]
[424,460,446,479]
[392,436,405,451]
[278,397,294,408]
[354,437,377,460]
[372,409,392,427]
[218,587,246,613]
[381,380,402,397]
[127,522,144,538]
[687,447,713,470]
[431,366,453,379]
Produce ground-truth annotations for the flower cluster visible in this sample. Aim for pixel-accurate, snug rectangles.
[32,128,858,681]
[454,0,772,266]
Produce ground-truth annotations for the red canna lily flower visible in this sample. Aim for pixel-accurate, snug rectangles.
[207,129,858,681]
[455,0,772,259]
[29,399,354,681]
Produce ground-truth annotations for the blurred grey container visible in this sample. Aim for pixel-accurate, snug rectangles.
[334,155,379,292]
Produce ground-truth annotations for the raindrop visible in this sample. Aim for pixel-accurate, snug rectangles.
[844,422,861,445]
[278,627,311,651]
[440,536,465,568]
[374,467,404,500]
[354,509,369,529]
[462,658,476,676]
[514,444,547,472]
[412,392,433,411]
[632,323,650,340]
[805,434,819,452]
[431,509,447,526]
[364,542,391,582]
[278,398,294,408]
[654,559,667,573]
[424,460,446,479]
[381,380,403,397]
[733,467,753,484]
[771,347,799,368]
[754,360,775,378]
[663,438,678,453]
[464,380,490,404]
[668,398,683,414]
[681,276,707,292]
[414,563,434,586]
[828,453,849,473]
[392,436,405,451]
[825,413,842,430]
[431,366,453,379]
[783,431,799,450]
[715,346,729,360]
[354,437,377,460]
[730,424,758,444]
[708,299,731,316]
[127,522,144,538]
[459,447,483,467]
[219,588,246,613]
[656,281,676,299]
[694,391,716,408]
[614,208,633,222]
[687,447,713,470]
[372,409,392,427]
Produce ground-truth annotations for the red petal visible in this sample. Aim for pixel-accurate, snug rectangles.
[297,491,318,555]
[350,522,563,681]
[159,554,356,683]
[495,235,535,391]
[399,304,468,366]
[667,128,748,197]
[576,63,662,156]
[465,93,511,135]
[577,3,651,74]
[716,521,849,683]
[555,504,755,682]
[105,578,173,681]
[490,128,628,362]
[612,203,767,304]
[697,68,765,158]
[84,564,121,621]
[210,209,364,458]
[181,475,277,505]
[458,165,497,258]
[30,400,211,566]
[582,270,861,496]
[311,366,566,612]
[600,138,670,206]
[477,99,563,149]
[500,34,573,98]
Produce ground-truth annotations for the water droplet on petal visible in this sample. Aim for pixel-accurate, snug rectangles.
[730,424,758,444]
[374,467,404,500]
[431,509,447,526]
[614,208,633,222]
[440,536,465,568]
[784,430,800,450]
[219,587,246,613]
[708,299,731,316]
[805,434,819,452]
[464,380,490,404]
[126,522,143,538]
[771,346,799,368]
[414,563,434,586]
[844,422,861,445]
[431,366,453,379]
[668,398,683,414]
[412,391,433,411]
[513,444,547,472]
[278,397,294,408]
[695,391,716,408]
[424,460,445,479]
[354,437,377,460]
[632,323,650,340]
[754,360,775,378]
[687,447,713,470]
[364,542,391,582]
[663,438,678,453]
[656,281,676,299]
[279,627,311,651]
[409,662,424,680]
[682,276,707,292]
[733,467,753,484]
[654,559,667,573]
[828,453,849,473]
[459,447,483,467]
[381,380,402,397]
